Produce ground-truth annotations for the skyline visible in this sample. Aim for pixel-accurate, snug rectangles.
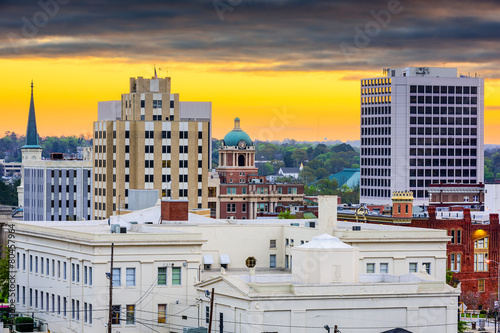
[2,0,500,142]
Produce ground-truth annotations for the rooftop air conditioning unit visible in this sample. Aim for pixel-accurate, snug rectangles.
[110,224,120,233]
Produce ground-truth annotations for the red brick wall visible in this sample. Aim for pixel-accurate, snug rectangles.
[161,200,189,221]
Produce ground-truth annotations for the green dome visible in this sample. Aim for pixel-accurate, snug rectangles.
[223,118,253,147]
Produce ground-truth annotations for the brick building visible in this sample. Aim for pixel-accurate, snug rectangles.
[337,194,499,306]
[210,118,304,219]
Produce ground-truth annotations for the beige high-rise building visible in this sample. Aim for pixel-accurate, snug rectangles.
[93,76,211,219]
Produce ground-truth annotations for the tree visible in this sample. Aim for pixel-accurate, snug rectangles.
[291,149,308,167]
[283,151,294,167]
[483,291,496,314]
[0,247,9,302]
[461,290,481,314]
[278,210,294,219]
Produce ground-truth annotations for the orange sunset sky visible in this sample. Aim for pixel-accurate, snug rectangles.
[2,1,500,143]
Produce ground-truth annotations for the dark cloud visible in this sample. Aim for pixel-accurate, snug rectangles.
[2,0,500,73]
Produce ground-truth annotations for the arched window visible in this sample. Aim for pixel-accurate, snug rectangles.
[238,155,245,167]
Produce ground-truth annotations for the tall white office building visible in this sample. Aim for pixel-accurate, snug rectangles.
[360,67,484,205]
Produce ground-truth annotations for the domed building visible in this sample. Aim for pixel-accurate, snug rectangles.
[211,117,304,219]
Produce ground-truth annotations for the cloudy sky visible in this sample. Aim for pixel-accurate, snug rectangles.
[1,0,500,142]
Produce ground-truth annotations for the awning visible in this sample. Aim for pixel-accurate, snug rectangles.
[220,255,230,265]
[203,255,214,265]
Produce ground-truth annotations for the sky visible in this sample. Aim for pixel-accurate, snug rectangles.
[1,0,500,143]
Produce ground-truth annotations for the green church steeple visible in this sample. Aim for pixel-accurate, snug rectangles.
[22,81,41,148]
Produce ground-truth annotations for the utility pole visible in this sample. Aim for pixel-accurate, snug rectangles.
[107,243,114,333]
[208,288,215,332]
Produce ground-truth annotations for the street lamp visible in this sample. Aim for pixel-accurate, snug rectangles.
[486,259,500,303]
[486,259,500,333]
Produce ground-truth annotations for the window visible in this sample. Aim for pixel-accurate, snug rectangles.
[423,262,431,274]
[84,302,88,323]
[409,262,418,273]
[112,305,121,325]
[126,268,136,286]
[457,254,461,272]
[158,267,167,285]
[64,262,67,279]
[288,187,297,194]
[30,255,32,272]
[158,304,167,323]
[89,267,93,285]
[76,264,80,282]
[172,267,181,285]
[89,304,92,324]
[84,266,87,284]
[270,239,276,248]
[270,255,276,268]
[23,254,26,271]
[366,263,375,273]
[57,261,60,278]
[58,296,60,315]
[205,306,210,324]
[479,279,485,292]
[35,256,38,273]
[72,263,75,281]
[380,263,388,273]
[126,305,135,324]
[112,268,121,286]
[63,297,67,317]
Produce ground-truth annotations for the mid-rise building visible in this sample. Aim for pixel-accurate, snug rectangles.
[211,118,304,219]
[360,67,484,205]
[93,76,211,219]
[19,83,93,221]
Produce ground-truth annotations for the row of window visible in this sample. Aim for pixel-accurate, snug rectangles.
[410,106,477,115]
[361,188,391,198]
[410,85,478,94]
[361,106,391,115]
[17,287,93,324]
[362,178,390,187]
[361,137,391,146]
[361,127,391,136]
[361,96,391,105]
[410,138,477,146]
[361,148,391,156]
[361,116,391,126]
[361,168,390,177]
[361,158,391,167]
[17,254,93,285]
[409,126,477,136]
[410,95,478,105]
[361,78,391,86]
[50,169,89,178]
[410,116,477,126]
[361,87,392,95]
[366,262,431,274]
[409,148,477,157]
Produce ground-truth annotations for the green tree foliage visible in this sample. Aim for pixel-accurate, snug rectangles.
[0,179,20,206]
[277,210,294,219]
[0,132,92,163]
[0,247,10,302]
[15,316,34,332]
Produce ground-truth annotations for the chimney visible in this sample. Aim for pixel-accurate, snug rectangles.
[161,200,189,222]
[318,195,337,234]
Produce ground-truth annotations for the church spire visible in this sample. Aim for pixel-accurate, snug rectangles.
[23,80,41,148]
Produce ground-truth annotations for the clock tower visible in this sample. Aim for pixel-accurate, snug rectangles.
[217,117,258,183]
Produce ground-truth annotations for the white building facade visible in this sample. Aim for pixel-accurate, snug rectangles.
[13,197,458,332]
[360,67,484,205]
